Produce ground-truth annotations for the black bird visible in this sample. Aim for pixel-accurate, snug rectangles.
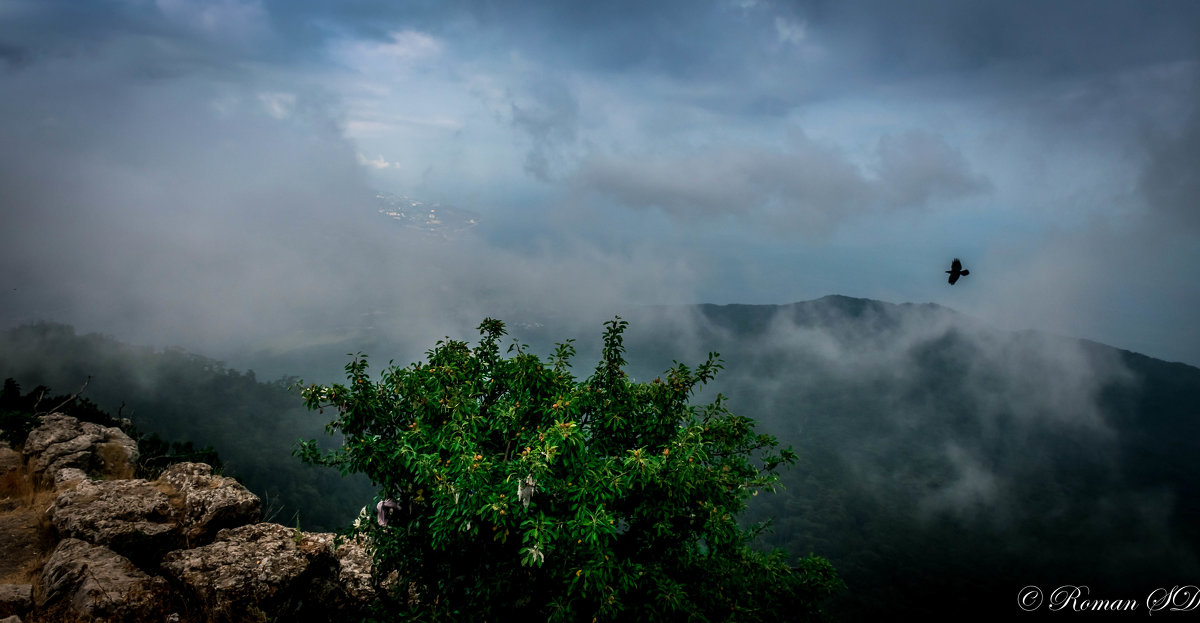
[946,258,970,285]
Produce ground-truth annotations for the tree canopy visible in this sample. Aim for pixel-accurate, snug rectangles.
[297,317,841,621]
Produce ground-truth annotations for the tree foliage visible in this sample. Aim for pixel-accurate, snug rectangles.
[297,318,842,621]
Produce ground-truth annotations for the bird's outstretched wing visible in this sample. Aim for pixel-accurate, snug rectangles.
[946,258,967,284]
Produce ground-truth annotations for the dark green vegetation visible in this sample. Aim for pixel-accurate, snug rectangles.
[4,295,1199,620]
[0,322,373,529]
[297,317,842,621]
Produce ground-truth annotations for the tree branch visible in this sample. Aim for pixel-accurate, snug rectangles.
[36,376,91,416]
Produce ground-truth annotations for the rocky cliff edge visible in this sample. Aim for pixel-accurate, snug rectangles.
[0,413,387,623]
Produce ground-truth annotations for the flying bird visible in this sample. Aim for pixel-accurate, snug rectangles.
[946,258,970,285]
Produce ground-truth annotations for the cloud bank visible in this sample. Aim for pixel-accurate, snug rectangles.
[1,0,1199,366]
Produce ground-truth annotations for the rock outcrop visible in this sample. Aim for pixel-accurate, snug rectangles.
[21,414,137,484]
[39,538,172,623]
[163,523,346,622]
[0,413,389,622]
[49,461,262,565]
[159,462,263,546]
[49,476,182,563]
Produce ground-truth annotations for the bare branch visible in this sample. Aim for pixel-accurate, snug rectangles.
[36,376,91,416]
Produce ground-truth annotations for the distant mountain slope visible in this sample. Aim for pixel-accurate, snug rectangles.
[605,296,1200,620]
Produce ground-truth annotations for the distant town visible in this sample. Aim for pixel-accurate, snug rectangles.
[374,192,481,240]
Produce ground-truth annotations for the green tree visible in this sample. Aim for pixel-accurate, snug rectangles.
[296,318,842,621]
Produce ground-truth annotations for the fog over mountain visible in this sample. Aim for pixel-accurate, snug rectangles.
[2,0,1200,369]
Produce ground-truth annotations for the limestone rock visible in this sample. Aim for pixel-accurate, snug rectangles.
[22,414,137,482]
[159,462,262,544]
[38,538,171,623]
[330,536,376,604]
[0,584,31,618]
[52,467,88,491]
[49,462,261,563]
[161,522,350,622]
[323,535,404,606]
[49,477,180,562]
[15,413,381,620]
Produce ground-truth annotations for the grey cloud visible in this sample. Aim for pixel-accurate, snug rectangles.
[957,212,1200,367]
[288,0,756,74]
[0,24,695,358]
[571,129,988,234]
[0,42,30,69]
[1140,91,1200,232]
[510,79,580,181]
[250,0,1200,101]
[572,149,783,216]
[0,71,370,345]
[874,130,990,206]
[266,0,819,118]
[798,0,1200,84]
[1,0,281,71]
[670,300,1138,527]
[570,135,868,232]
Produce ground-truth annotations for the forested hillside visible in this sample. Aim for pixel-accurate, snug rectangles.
[614,297,1200,619]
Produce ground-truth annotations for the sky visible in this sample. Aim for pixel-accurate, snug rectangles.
[2,0,1199,367]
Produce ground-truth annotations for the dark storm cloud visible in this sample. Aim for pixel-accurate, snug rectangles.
[1,0,279,68]
[795,0,1200,82]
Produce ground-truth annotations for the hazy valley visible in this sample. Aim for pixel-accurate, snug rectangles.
[4,295,1197,619]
